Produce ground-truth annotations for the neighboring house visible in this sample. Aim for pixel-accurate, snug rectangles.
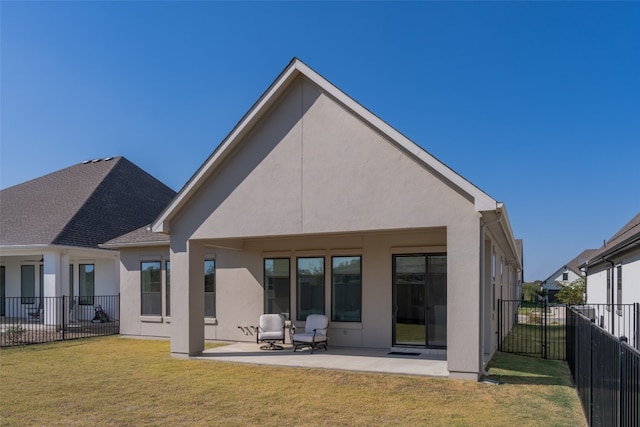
[581,211,640,335]
[105,58,523,380]
[541,249,595,302]
[0,157,176,324]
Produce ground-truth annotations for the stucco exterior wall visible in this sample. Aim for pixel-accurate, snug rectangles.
[119,246,170,338]
[171,77,475,244]
[587,249,640,306]
[154,72,520,380]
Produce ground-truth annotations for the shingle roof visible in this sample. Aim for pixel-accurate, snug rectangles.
[566,249,597,275]
[585,211,640,266]
[0,157,176,249]
[102,224,170,247]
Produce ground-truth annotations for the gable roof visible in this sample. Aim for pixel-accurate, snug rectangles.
[542,248,596,284]
[584,211,640,266]
[152,58,499,234]
[1,157,176,249]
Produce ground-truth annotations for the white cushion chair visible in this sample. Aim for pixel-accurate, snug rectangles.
[256,314,286,350]
[291,314,329,353]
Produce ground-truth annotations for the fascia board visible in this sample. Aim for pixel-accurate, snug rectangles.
[0,244,117,257]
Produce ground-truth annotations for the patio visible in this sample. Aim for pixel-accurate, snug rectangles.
[195,342,450,377]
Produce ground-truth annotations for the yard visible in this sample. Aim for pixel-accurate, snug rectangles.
[0,337,585,426]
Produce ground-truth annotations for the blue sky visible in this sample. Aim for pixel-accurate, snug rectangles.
[1,2,639,282]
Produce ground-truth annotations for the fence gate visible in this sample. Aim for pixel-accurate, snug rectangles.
[498,299,566,360]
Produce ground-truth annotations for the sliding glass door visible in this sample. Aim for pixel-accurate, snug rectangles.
[393,254,447,348]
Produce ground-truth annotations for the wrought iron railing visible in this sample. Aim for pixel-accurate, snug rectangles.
[0,295,120,347]
[567,306,640,427]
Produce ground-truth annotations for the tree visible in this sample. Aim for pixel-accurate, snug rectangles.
[555,277,585,305]
[522,281,542,301]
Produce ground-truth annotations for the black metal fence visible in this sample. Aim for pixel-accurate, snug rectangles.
[567,306,640,427]
[0,295,119,347]
[498,299,567,360]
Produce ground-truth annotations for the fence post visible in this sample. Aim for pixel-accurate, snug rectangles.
[542,299,548,359]
[589,318,595,426]
[633,302,640,350]
[619,336,628,427]
[61,296,65,340]
[498,299,502,351]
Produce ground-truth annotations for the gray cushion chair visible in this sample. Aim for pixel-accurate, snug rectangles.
[27,299,43,322]
[291,314,329,353]
[256,314,286,350]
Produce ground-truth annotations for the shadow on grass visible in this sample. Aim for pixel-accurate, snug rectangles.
[486,352,573,386]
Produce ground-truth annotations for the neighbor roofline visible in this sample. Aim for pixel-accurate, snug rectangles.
[581,234,640,269]
[152,58,498,233]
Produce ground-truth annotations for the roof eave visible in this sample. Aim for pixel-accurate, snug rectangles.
[99,241,170,249]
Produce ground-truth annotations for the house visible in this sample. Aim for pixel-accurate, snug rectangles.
[581,211,640,338]
[105,58,523,380]
[541,249,595,302]
[0,157,176,324]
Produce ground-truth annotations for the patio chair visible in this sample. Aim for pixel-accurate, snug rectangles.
[27,299,43,322]
[256,314,286,350]
[291,314,329,353]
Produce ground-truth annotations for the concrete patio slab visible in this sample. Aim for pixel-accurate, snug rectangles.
[194,342,449,378]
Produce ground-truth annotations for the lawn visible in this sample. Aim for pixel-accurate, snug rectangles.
[500,323,566,360]
[0,337,585,426]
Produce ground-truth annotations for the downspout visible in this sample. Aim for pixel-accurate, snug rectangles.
[605,258,615,335]
[480,210,502,377]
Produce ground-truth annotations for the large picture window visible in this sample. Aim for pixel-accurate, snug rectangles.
[264,258,290,319]
[79,264,95,305]
[21,265,35,304]
[331,256,361,322]
[297,257,324,321]
[141,261,162,315]
[204,259,215,318]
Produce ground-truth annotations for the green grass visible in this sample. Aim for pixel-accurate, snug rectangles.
[0,337,585,426]
[500,323,566,360]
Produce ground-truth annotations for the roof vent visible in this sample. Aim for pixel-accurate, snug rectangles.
[91,159,102,163]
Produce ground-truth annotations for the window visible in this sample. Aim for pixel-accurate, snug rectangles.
[79,264,95,305]
[204,259,215,317]
[297,257,325,320]
[331,256,361,322]
[21,265,35,304]
[264,258,290,319]
[165,261,171,317]
[491,249,496,311]
[562,272,569,281]
[616,265,622,306]
[141,261,162,315]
